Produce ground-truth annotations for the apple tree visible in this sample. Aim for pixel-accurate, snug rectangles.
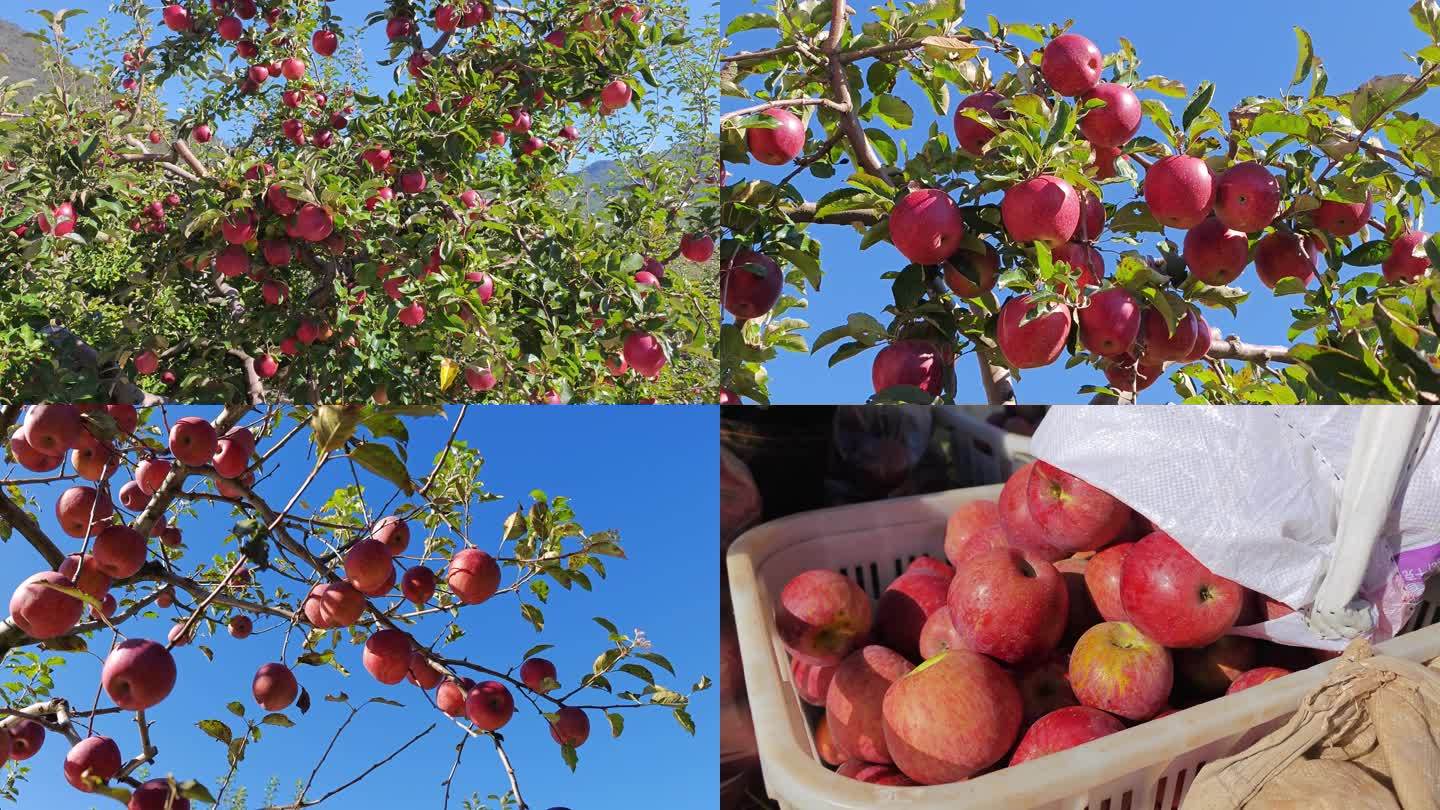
[0,403,705,808]
[719,0,1440,404]
[0,0,719,404]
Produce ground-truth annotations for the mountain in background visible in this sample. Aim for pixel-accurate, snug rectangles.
[0,17,48,103]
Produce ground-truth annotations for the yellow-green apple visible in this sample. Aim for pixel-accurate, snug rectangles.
[1068,621,1172,721]
[881,649,1022,784]
[947,548,1068,664]
[825,645,912,763]
[1009,705,1125,766]
[775,569,873,666]
[1120,531,1244,648]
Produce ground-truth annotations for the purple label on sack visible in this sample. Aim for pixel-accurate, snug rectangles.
[1395,542,1440,598]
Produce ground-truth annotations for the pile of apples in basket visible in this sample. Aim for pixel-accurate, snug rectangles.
[779,461,1323,787]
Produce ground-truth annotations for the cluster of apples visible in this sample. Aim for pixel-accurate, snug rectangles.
[739,30,1433,396]
[774,460,1317,787]
[3,404,593,799]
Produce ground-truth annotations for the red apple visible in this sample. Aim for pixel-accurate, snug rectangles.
[1121,531,1244,648]
[917,606,965,659]
[1226,666,1291,694]
[889,189,965,265]
[1254,230,1319,289]
[130,779,191,810]
[549,706,590,747]
[55,485,113,538]
[791,657,836,706]
[344,539,393,592]
[1041,33,1103,96]
[437,677,475,717]
[252,662,298,710]
[1383,230,1432,283]
[10,571,84,638]
[1078,83,1141,147]
[446,548,500,604]
[1025,461,1131,554]
[228,615,252,639]
[952,91,1009,155]
[407,651,443,689]
[465,681,515,730]
[1311,196,1371,238]
[941,242,999,298]
[745,107,805,165]
[1002,175,1079,247]
[1145,155,1215,229]
[947,548,1067,664]
[362,628,413,684]
[1183,217,1250,285]
[1084,542,1134,622]
[997,462,1065,561]
[881,649,1022,784]
[1213,161,1281,233]
[9,718,44,760]
[1078,288,1140,357]
[168,416,217,466]
[400,566,436,605]
[814,712,847,766]
[825,645,912,763]
[520,657,558,693]
[871,339,948,396]
[101,638,177,710]
[1014,654,1079,723]
[63,736,122,792]
[775,569,872,666]
[720,250,783,320]
[997,295,1072,369]
[835,760,917,786]
[875,569,950,661]
[622,331,667,378]
[1010,705,1125,766]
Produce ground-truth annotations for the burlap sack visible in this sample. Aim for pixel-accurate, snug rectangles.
[1182,639,1440,810]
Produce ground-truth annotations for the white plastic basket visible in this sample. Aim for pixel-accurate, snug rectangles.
[932,407,1034,484]
[726,485,1440,810]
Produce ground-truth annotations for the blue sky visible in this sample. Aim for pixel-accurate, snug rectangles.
[724,1,1440,403]
[2,405,717,809]
[2,0,716,165]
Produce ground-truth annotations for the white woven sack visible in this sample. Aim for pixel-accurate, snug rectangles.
[1030,406,1440,650]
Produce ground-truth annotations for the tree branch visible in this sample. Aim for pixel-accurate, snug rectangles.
[719,96,848,124]
[824,0,887,177]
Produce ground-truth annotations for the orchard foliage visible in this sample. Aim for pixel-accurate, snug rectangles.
[720,0,1440,404]
[0,0,720,404]
[0,403,705,807]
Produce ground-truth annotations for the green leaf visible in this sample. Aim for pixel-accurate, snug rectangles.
[672,707,696,736]
[349,443,414,495]
[635,651,676,675]
[1343,240,1394,266]
[197,719,232,745]
[560,743,578,771]
[177,780,217,805]
[594,616,618,634]
[520,603,544,631]
[1182,81,1215,132]
[502,509,527,540]
[873,94,913,129]
[521,643,555,660]
[606,712,625,738]
[724,13,777,35]
[1292,27,1314,86]
[226,701,246,718]
[1044,100,1075,150]
[261,713,295,727]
